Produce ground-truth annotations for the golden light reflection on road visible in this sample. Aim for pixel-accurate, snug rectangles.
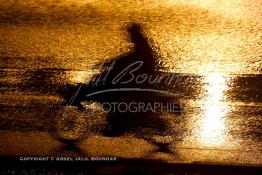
[198,74,228,147]
[69,71,89,83]
[167,0,247,20]
[187,73,230,148]
[68,70,99,84]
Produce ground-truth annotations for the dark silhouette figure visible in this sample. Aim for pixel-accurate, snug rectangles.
[59,23,181,139]
[62,23,157,104]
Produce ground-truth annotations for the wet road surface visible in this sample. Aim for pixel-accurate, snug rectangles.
[0,0,262,166]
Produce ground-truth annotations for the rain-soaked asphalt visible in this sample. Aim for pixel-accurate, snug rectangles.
[0,0,262,166]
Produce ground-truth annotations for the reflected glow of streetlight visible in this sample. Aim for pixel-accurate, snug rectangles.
[197,73,228,147]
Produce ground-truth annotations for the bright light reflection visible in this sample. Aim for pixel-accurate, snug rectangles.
[167,0,246,19]
[68,70,95,84]
[197,73,228,147]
